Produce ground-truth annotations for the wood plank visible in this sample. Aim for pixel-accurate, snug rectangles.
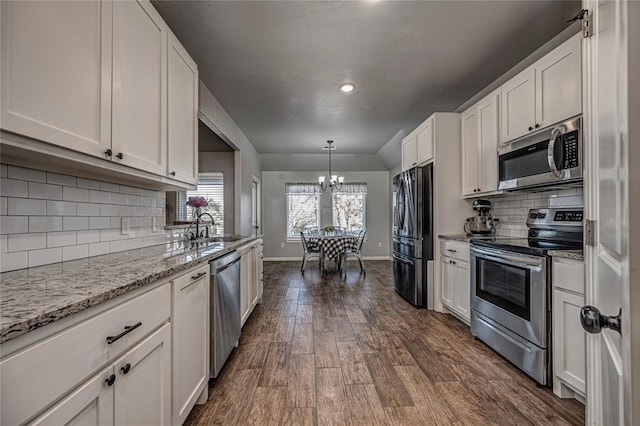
[314,331,340,369]
[373,328,417,366]
[362,352,414,407]
[337,341,373,385]
[316,368,351,426]
[258,342,291,387]
[330,316,356,342]
[383,407,429,426]
[273,316,296,343]
[246,386,286,425]
[295,304,313,324]
[345,384,388,426]
[351,323,383,353]
[344,303,368,324]
[291,323,314,354]
[280,408,316,426]
[286,354,316,408]
[394,366,457,424]
[402,338,457,382]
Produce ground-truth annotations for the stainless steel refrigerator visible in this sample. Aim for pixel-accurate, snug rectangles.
[392,165,434,308]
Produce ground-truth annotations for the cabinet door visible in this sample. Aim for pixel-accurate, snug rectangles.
[501,68,535,143]
[535,34,582,129]
[401,135,417,171]
[167,32,198,185]
[30,367,114,426]
[240,250,252,325]
[112,0,167,175]
[477,91,500,193]
[461,106,480,196]
[440,258,454,309]
[172,266,209,425]
[114,323,171,426]
[553,289,586,395]
[0,1,112,157]
[416,119,434,165]
[454,262,470,322]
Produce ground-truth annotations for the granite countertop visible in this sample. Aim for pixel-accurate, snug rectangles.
[438,234,509,242]
[548,249,584,261]
[0,235,262,344]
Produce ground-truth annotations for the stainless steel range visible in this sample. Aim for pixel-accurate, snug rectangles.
[470,207,583,385]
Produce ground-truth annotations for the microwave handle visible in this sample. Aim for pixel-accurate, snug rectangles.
[547,127,562,178]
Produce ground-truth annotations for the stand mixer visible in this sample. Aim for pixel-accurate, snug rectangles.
[464,199,495,235]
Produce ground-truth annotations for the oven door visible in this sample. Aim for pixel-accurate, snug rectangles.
[470,246,547,348]
[498,116,582,190]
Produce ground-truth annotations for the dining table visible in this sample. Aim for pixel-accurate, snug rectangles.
[305,234,359,272]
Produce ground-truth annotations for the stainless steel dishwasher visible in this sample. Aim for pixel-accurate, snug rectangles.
[210,250,241,378]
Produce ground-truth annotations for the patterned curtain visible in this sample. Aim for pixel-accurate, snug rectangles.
[285,182,321,194]
[333,182,367,194]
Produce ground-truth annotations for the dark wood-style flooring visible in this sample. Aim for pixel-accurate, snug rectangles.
[185,260,585,425]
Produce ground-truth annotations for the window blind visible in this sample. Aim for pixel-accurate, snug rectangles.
[177,173,224,234]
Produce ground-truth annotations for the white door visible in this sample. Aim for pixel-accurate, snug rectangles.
[440,258,454,309]
[114,323,171,426]
[0,1,112,157]
[416,118,434,165]
[582,1,638,423]
[167,32,198,185]
[240,250,252,325]
[454,262,470,322]
[461,106,479,196]
[112,0,167,175]
[501,68,536,142]
[477,90,500,193]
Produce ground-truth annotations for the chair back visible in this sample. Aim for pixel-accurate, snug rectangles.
[356,230,366,253]
[300,231,311,253]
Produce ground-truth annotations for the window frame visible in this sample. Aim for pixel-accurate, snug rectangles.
[177,172,225,234]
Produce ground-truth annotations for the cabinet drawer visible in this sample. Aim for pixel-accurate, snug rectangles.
[440,240,470,262]
[553,258,584,294]
[172,263,209,289]
[1,283,171,425]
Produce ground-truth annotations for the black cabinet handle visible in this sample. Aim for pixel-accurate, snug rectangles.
[120,363,131,375]
[170,171,176,176]
[115,152,124,160]
[191,271,207,280]
[447,249,457,253]
[105,374,116,387]
[106,322,142,344]
[104,148,113,157]
[528,126,534,131]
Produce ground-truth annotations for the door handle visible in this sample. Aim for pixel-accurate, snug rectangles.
[580,306,621,335]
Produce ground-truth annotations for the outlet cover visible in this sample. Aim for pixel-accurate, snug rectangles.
[281,242,285,248]
[378,242,382,247]
[121,218,130,235]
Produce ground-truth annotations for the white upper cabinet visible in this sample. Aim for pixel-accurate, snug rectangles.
[535,34,582,129]
[501,68,536,142]
[462,89,501,197]
[501,33,582,144]
[401,133,417,171]
[111,0,168,175]
[416,118,434,165]
[0,1,112,157]
[167,33,199,185]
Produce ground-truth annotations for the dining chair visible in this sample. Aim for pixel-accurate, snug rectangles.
[300,231,321,274]
[341,229,366,275]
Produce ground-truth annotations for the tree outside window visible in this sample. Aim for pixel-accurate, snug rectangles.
[332,192,365,232]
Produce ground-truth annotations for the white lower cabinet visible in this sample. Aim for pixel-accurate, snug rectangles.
[439,239,471,323]
[240,239,264,326]
[552,257,586,402]
[171,264,209,425]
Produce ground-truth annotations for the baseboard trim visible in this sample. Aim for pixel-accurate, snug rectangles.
[363,256,392,261]
[263,256,391,262]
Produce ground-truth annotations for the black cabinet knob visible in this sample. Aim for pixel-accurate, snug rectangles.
[105,374,116,387]
[535,124,540,128]
[528,126,534,131]
[580,306,622,335]
[170,171,176,176]
[115,152,124,160]
[104,148,113,157]
[120,363,131,375]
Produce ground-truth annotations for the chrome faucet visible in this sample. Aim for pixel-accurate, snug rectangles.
[186,213,215,240]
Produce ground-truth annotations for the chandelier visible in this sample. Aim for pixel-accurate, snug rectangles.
[318,140,344,192]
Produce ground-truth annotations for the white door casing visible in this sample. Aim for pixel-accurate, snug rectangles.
[583,1,639,424]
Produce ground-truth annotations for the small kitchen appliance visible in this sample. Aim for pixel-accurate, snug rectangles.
[464,199,495,235]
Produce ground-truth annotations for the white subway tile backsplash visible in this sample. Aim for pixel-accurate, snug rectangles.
[566,196,584,206]
[62,217,89,231]
[1,251,28,272]
[76,177,101,190]
[1,178,28,198]
[29,216,63,233]
[47,172,77,187]
[62,244,88,261]
[0,163,165,271]
[63,187,89,202]
[8,165,46,182]
[77,203,101,216]
[1,216,29,234]
[46,200,77,216]
[28,247,62,267]
[28,182,62,200]
[47,231,77,248]
[8,233,47,252]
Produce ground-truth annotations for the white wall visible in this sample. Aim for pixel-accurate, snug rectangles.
[262,170,390,259]
[198,81,261,235]
[199,152,235,234]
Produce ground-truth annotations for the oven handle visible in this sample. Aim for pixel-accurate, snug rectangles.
[471,247,543,268]
[547,126,563,178]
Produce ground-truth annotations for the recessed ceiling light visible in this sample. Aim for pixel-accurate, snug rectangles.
[339,83,355,93]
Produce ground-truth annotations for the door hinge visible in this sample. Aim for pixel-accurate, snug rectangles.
[585,219,596,246]
[568,9,592,38]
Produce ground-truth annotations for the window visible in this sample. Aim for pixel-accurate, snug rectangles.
[332,182,367,232]
[286,183,320,238]
[177,173,224,234]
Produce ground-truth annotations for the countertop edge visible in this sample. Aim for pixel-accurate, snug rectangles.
[0,235,263,344]
[548,249,584,261]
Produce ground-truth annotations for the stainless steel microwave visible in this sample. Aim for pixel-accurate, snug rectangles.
[498,116,582,191]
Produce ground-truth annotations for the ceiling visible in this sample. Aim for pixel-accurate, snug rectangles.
[154,1,580,155]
